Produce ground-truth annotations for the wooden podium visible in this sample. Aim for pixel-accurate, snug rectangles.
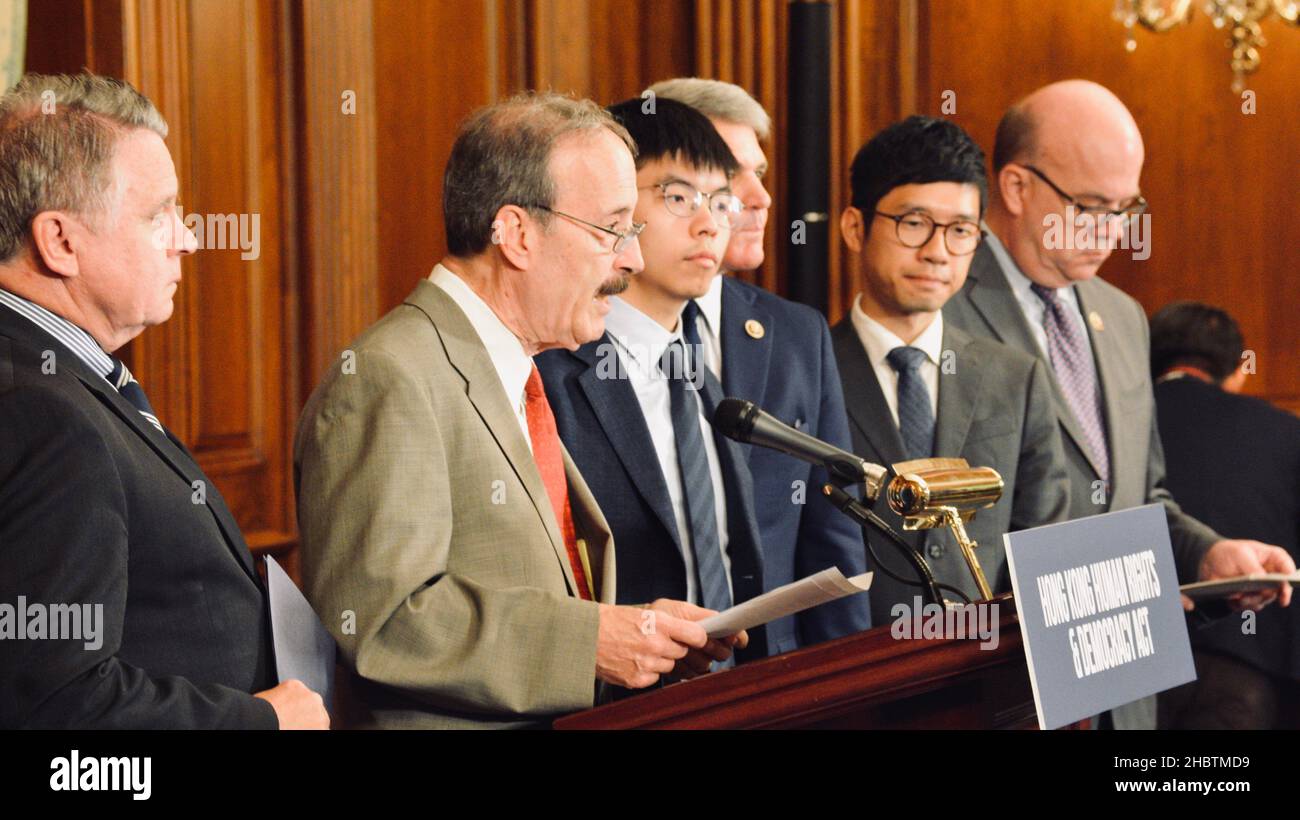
[555,596,1047,729]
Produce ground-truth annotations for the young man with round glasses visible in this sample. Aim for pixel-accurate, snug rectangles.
[830,115,1071,625]
[538,97,771,675]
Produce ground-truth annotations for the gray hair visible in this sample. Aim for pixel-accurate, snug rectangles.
[646,77,771,141]
[0,73,168,263]
[442,92,635,257]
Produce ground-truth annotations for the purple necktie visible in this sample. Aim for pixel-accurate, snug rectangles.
[1030,284,1110,482]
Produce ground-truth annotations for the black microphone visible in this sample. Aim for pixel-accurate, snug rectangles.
[712,398,887,498]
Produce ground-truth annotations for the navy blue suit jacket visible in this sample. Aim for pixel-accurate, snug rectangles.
[714,277,872,652]
[537,333,769,662]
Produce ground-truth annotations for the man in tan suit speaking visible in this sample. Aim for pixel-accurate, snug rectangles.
[295,93,744,729]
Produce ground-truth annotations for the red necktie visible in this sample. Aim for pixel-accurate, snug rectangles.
[524,364,592,600]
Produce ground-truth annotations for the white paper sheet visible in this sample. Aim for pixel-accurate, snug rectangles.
[698,568,873,638]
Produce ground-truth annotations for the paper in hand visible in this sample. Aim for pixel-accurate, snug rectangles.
[1180,572,1300,601]
[697,567,873,638]
[265,555,337,715]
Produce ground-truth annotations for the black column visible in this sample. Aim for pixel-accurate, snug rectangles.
[784,0,832,315]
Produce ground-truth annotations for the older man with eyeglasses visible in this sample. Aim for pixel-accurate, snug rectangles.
[942,79,1294,730]
[295,93,745,728]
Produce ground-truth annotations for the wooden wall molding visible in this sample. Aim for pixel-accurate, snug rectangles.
[299,0,380,388]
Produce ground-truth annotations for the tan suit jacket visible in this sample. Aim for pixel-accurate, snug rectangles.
[294,279,615,729]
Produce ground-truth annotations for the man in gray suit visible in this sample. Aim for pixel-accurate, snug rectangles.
[942,79,1294,728]
[832,116,1071,625]
[295,93,744,728]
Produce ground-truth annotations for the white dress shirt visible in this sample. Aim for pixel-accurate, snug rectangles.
[849,295,944,429]
[604,295,733,606]
[691,273,725,379]
[983,231,1093,360]
[429,264,535,448]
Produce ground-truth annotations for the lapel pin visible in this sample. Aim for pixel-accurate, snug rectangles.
[1088,311,1104,332]
[745,319,765,339]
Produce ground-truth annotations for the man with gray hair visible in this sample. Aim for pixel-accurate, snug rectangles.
[294,92,744,728]
[648,77,871,653]
[0,73,327,728]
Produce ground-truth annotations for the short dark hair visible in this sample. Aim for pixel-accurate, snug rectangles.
[849,115,988,223]
[1150,301,1245,382]
[606,97,738,175]
[442,92,635,258]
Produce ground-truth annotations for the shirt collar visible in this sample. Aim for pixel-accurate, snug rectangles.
[983,229,1081,312]
[0,287,114,380]
[849,294,944,368]
[694,273,724,338]
[428,263,534,408]
[604,295,682,373]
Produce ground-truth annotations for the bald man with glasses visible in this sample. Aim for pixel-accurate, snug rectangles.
[942,79,1294,730]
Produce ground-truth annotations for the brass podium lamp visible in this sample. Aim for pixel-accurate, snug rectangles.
[886,458,1005,602]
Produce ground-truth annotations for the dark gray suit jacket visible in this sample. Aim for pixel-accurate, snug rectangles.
[944,244,1219,583]
[831,318,1071,624]
[944,242,1223,730]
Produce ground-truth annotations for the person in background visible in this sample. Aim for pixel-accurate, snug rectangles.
[1150,301,1300,729]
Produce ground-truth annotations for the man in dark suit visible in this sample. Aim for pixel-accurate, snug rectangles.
[0,73,326,728]
[539,98,769,667]
[648,78,871,652]
[831,115,1070,623]
[941,79,1293,728]
[1149,302,1300,728]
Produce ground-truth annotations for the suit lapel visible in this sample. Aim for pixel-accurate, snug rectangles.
[963,244,1042,366]
[830,320,906,466]
[718,277,773,402]
[964,242,1100,477]
[572,337,684,556]
[405,281,579,596]
[933,324,982,458]
[563,446,616,603]
[0,309,261,582]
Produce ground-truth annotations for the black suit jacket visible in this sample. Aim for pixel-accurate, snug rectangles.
[0,309,278,728]
[538,334,768,661]
[1155,376,1300,679]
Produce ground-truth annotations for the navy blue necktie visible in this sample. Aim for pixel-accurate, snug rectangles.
[109,358,165,435]
[680,299,708,375]
[886,346,934,460]
[660,339,731,614]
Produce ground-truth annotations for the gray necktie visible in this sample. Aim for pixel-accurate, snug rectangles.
[1030,283,1109,481]
[886,346,934,460]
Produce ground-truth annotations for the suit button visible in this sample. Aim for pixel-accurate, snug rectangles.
[928,543,945,559]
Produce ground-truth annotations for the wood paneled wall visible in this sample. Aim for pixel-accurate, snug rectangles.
[24,0,1298,573]
[911,0,1300,414]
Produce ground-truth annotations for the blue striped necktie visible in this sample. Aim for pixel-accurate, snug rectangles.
[886,345,935,460]
[660,338,731,615]
[108,358,166,435]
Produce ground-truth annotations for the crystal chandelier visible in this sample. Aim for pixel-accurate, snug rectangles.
[1113,0,1300,91]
